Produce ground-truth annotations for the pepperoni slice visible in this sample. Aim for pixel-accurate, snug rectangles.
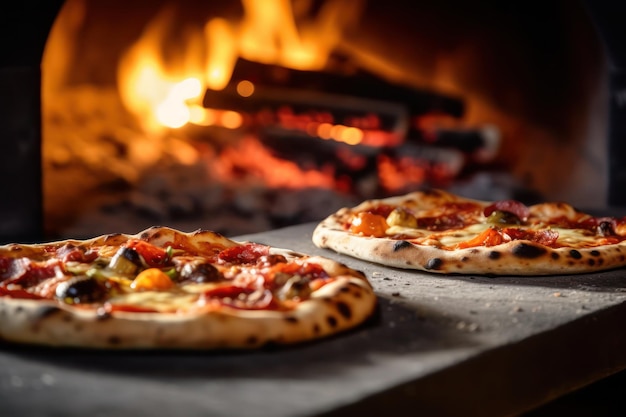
[1,259,63,288]
[0,287,44,299]
[484,200,530,222]
[218,243,270,264]
[55,244,99,264]
[502,228,559,247]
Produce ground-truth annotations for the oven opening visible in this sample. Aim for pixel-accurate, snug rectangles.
[40,0,606,239]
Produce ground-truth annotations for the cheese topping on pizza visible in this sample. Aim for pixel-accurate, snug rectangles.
[312,189,626,275]
[345,196,626,250]
[0,238,337,313]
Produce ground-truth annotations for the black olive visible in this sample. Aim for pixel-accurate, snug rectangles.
[109,247,143,275]
[122,247,142,263]
[55,276,107,304]
[179,262,223,283]
[597,221,615,236]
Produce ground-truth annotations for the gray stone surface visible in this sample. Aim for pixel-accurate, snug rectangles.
[2,222,626,416]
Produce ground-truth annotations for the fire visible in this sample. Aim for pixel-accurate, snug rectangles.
[211,136,338,189]
[117,0,363,134]
[41,0,478,239]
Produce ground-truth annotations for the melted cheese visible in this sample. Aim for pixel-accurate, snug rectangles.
[110,291,200,312]
[387,220,609,249]
[387,223,491,247]
[548,227,601,247]
[107,283,220,313]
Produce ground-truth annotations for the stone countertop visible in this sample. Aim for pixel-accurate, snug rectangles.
[2,222,626,417]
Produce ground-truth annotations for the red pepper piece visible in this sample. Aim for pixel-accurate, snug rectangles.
[125,240,169,267]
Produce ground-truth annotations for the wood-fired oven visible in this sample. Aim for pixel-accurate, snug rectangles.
[3,2,626,416]
[1,0,624,244]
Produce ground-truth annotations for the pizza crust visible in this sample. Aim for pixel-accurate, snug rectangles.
[0,277,375,349]
[312,191,626,276]
[0,227,377,349]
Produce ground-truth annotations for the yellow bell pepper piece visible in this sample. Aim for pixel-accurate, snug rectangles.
[131,268,174,291]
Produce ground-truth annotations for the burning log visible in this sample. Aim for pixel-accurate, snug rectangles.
[204,58,466,119]
[200,58,498,160]
[201,58,468,149]
[197,57,498,197]
[203,82,409,146]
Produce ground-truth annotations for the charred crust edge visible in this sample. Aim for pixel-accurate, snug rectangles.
[335,301,352,320]
[511,243,547,259]
[393,240,413,252]
[425,258,443,270]
[569,249,582,259]
[36,305,62,319]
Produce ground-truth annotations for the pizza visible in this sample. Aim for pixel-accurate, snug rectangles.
[0,226,376,349]
[312,188,626,276]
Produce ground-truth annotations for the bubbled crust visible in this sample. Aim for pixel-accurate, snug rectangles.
[0,227,377,349]
[312,191,626,276]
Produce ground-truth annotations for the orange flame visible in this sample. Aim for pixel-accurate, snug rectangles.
[117,0,364,134]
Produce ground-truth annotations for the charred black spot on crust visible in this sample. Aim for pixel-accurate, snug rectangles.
[344,282,363,297]
[512,243,546,259]
[488,251,501,260]
[140,230,155,240]
[393,240,412,251]
[108,336,121,345]
[327,315,338,328]
[590,250,601,257]
[551,252,560,260]
[335,301,352,320]
[35,306,61,318]
[569,250,582,260]
[588,259,596,266]
[461,256,469,262]
[246,335,259,345]
[285,316,299,324]
[313,323,321,334]
[425,258,443,270]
